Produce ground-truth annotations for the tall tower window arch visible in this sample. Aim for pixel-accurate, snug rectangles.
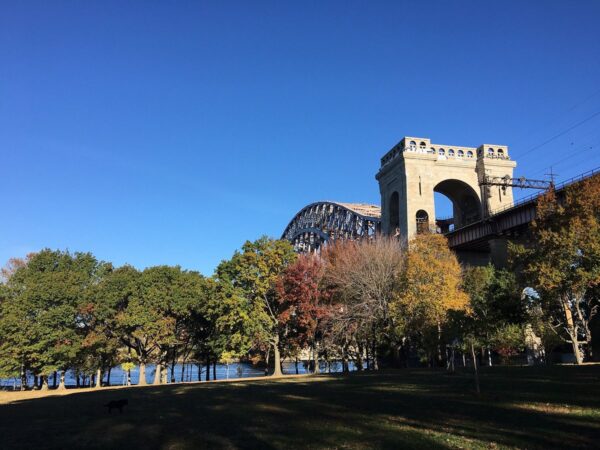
[416,210,429,234]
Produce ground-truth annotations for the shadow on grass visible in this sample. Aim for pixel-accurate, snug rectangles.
[1,365,599,449]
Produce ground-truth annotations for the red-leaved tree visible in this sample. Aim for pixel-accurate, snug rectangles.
[276,254,330,373]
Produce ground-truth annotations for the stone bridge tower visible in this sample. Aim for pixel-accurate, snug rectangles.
[376,136,517,240]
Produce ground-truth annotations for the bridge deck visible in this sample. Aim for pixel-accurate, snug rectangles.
[445,167,599,250]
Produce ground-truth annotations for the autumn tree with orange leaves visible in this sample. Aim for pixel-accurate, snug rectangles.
[392,233,469,366]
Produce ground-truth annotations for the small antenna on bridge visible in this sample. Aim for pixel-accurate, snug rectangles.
[545,167,558,187]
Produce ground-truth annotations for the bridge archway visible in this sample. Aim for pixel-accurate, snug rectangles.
[434,179,482,229]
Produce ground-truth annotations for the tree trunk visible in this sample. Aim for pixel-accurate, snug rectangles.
[20,364,27,391]
[40,375,49,391]
[265,347,271,376]
[205,354,210,381]
[437,322,443,366]
[95,368,102,388]
[372,338,379,370]
[356,343,364,371]
[170,357,176,383]
[574,297,593,360]
[563,298,584,364]
[570,334,583,364]
[470,342,480,396]
[313,342,320,374]
[138,363,147,385]
[53,371,57,388]
[342,346,349,373]
[181,361,186,383]
[272,337,283,377]
[213,359,217,380]
[447,347,455,373]
[487,347,493,367]
[57,371,66,390]
[154,363,162,384]
[373,348,379,371]
[33,375,39,390]
[295,357,299,375]
[107,367,112,386]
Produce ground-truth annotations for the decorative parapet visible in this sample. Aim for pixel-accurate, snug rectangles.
[380,136,511,168]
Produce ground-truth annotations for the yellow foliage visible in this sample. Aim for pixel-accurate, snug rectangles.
[394,233,469,331]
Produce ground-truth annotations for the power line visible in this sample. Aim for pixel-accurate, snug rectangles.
[516,109,600,161]
[552,153,600,176]
[531,135,600,176]
[512,87,600,147]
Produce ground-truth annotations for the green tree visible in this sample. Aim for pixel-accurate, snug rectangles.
[0,250,107,389]
[461,265,525,366]
[490,323,526,363]
[189,277,226,381]
[118,266,204,385]
[215,237,296,376]
[82,265,138,388]
[512,175,600,364]
[0,280,30,388]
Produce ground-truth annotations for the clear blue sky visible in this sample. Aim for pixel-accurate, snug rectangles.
[2,1,600,275]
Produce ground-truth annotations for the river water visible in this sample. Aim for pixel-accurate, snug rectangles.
[0,360,356,389]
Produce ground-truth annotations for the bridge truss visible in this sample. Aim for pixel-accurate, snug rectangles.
[282,202,381,253]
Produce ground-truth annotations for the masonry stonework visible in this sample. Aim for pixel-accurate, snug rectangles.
[376,136,517,241]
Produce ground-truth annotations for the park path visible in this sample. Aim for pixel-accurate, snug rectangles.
[0,372,314,405]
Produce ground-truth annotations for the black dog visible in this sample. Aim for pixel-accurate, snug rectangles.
[104,399,128,414]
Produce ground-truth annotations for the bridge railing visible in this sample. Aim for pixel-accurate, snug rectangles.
[488,166,600,216]
[446,166,600,237]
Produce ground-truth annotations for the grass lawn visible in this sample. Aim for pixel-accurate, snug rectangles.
[1,364,599,449]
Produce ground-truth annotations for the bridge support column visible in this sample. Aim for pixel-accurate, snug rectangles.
[454,250,490,267]
[489,237,509,268]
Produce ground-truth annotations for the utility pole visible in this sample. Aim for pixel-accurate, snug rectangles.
[545,167,558,187]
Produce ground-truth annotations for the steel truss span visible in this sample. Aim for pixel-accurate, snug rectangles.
[282,202,382,253]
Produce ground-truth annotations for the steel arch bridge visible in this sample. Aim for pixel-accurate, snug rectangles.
[282,201,382,253]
